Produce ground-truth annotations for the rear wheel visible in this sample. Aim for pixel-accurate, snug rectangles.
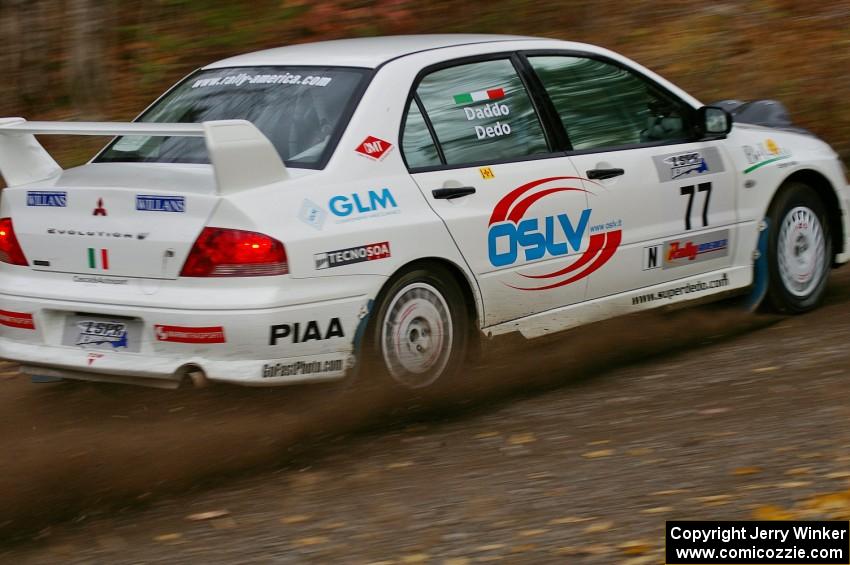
[367,265,469,390]
[765,182,831,313]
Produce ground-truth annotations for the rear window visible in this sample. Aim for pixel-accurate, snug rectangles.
[96,66,369,169]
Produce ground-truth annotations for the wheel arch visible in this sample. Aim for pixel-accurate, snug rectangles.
[773,169,844,260]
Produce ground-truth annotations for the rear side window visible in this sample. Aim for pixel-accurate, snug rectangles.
[528,56,692,151]
[410,59,549,167]
[401,101,441,169]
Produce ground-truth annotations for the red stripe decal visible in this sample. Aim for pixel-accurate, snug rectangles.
[508,229,622,291]
[101,248,109,270]
[519,232,607,279]
[0,309,35,330]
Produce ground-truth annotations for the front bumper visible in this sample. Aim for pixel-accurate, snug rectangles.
[0,290,372,387]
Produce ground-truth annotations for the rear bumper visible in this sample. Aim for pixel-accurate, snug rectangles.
[0,289,374,387]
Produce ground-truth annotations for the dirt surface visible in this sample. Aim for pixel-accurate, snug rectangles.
[4,270,850,563]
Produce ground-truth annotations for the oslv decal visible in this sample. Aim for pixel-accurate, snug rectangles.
[487,177,622,291]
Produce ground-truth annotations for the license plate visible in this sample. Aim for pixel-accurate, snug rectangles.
[61,315,142,353]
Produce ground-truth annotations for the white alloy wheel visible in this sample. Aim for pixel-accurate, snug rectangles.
[776,205,826,298]
[380,282,454,389]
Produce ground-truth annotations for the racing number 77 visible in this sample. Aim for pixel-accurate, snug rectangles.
[680,182,712,230]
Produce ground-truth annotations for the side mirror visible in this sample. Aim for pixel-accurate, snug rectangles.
[698,106,732,137]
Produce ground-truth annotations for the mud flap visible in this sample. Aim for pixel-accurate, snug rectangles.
[745,219,770,311]
[349,299,374,377]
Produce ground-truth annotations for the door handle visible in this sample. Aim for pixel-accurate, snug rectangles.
[586,168,625,180]
[432,186,476,200]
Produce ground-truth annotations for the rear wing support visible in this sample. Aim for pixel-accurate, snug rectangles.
[0,118,288,195]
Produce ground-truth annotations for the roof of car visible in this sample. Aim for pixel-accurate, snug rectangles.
[204,34,545,69]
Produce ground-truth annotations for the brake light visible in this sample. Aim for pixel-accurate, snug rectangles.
[0,218,28,266]
[180,227,288,277]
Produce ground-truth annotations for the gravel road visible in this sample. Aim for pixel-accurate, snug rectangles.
[4,270,850,563]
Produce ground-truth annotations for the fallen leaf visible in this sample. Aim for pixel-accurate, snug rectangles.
[752,366,780,373]
[474,432,500,439]
[826,471,850,479]
[582,449,614,459]
[475,543,506,551]
[587,440,611,445]
[641,506,673,514]
[733,466,762,476]
[651,489,689,496]
[518,529,548,537]
[694,495,734,506]
[777,481,811,488]
[280,514,312,525]
[386,461,414,469]
[549,516,593,525]
[584,520,614,533]
[786,467,812,476]
[154,533,182,542]
[186,510,230,522]
[752,505,795,520]
[295,536,329,546]
[508,433,536,445]
[698,407,730,415]
[619,540,652,555]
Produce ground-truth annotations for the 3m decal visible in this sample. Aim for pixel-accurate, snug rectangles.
[87,352,104,366]
[355,136,393,161]
[680,182,712,230]
[652,147,724,183]
[27,191,67,207]
[297,199,327,230]
[136,195,186,213]
[92,198,107,216]
[87,248,109,270]
[154,325,226,344]
[0,309,35,330]
[269,318,344,345]
[262,359,344,378]
[487,177,622,291]
[329,188,399,221]
[453,87,505,105]
[480,167,495,180]
[314,242,390,270]
[663,229,729,269]
[75,320,128,349]
[742,138,792,174]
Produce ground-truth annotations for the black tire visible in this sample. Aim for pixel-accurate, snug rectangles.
[364,264,470,390]
[765,181,832,313]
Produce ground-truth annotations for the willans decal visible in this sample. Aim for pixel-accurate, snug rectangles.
[487,177,622,291]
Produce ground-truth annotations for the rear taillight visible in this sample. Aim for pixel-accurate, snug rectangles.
[180,227,288,277]
[0,218,28,266]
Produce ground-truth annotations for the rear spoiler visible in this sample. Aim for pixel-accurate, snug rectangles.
[0,118,289,195]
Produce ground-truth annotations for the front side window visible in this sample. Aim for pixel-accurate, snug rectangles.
[412,59,549,167]
[528,56,692,151]
[401,101,441,169]
[97,66,369,168]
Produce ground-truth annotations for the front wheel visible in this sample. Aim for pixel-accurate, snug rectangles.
[367,265,470,390]
[765,181,832,313]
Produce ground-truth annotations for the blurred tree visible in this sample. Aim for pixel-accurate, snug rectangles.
[67,0,110,117]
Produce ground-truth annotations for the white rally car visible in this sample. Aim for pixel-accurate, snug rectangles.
[0,35,848,389]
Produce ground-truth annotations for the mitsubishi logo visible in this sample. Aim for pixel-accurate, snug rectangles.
[93,198,107,216]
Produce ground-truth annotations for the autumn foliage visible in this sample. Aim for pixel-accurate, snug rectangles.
[2,0,849,165]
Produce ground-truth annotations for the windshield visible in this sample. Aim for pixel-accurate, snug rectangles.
[96,66,369,169]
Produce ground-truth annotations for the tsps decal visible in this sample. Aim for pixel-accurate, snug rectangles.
[487,177,622,291]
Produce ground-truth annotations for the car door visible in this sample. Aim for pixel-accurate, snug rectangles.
[402,56,602,327]
[524,54,738,301]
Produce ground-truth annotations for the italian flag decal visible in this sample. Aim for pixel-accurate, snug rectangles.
[88,248,109,270]
[453,87,505,105]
